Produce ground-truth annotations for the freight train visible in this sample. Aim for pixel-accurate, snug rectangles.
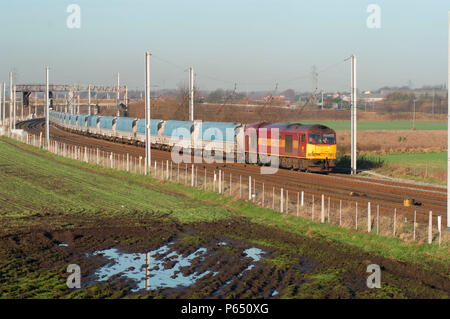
[49,111,337,172]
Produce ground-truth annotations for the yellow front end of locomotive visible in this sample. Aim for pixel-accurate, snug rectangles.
[306,144,337,160]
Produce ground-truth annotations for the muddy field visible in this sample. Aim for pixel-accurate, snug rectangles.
[1,212,449,299]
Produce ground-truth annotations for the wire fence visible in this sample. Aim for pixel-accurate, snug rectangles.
[4,128,448,247]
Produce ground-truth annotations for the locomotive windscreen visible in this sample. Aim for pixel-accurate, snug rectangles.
[308,133,335,144]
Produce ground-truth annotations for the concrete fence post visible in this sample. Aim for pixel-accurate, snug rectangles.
[376,205,380,235]
[437,215,441,247]
[248,176,252,200]
[219,170,222,193]
[428,211,433,244]
[393,208,397,237]
[301,191,304,207]
[297,192,299,217]
[253,178,255,199]
[339,200,342,226]
[413,210,416,241]
[167,160,169,180]
[230,173,233,196]
[127,153,129,172]
[312,195,315,220]
[327,197,330,223]
[191,164,194,187]
[367,202,371,233]
[239,175,242,198]
[272,187,275,210]
[139,156,142,174]
[321,194,325,223]
[286,190,289,214]
[280,188,284,213]
[262,182,264,206]
[355,202,358,230]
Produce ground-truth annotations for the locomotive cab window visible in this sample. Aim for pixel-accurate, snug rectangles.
[285,134,293,153]
[308,133,335,144]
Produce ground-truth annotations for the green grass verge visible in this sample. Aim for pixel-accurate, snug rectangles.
[362,152,446,185]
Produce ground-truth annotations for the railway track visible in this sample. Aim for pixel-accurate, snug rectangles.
[16,118,447,224]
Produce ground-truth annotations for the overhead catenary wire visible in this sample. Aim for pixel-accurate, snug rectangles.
[150,52,348,90]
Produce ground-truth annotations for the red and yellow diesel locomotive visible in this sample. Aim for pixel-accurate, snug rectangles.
[244,122,336,172]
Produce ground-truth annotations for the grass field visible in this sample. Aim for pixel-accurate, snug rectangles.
[361,152,447,185]
[302,121,447,131]
[0,137,448,299]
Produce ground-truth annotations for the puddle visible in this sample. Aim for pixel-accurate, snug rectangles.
[88,244,267,294]
[89,243,212,292]
[271,289,279,297]
[244,247,264,261]
[58,243,69,247]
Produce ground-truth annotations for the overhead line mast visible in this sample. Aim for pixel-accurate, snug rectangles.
[145,52,151,174]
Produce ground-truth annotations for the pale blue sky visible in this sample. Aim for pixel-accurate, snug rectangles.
[0,0,448,92]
